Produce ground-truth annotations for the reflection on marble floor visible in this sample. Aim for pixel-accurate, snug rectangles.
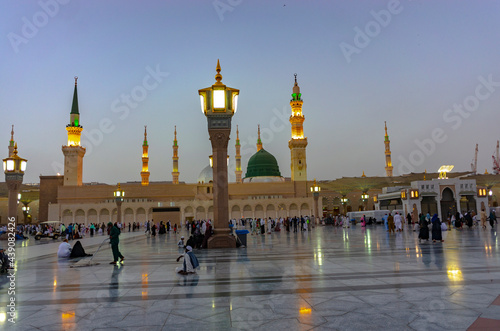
[1,224,499,330]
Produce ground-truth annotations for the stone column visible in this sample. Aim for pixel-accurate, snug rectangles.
[207,128,236,248]
[313,194,319,224]
[6,176,22,220]
[116,199,123,225]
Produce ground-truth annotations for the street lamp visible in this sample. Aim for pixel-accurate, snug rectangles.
[3,143,27,220]
[22,205,30,223]
[310,179,321,224]
[114,183,125,225]
[361,192,369,211]
[199,59,239,248]
[341,195,348,214]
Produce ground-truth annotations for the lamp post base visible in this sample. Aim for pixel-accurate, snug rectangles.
[207,231,236,248]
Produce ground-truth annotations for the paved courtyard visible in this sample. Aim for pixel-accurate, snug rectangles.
[1,223,500,330]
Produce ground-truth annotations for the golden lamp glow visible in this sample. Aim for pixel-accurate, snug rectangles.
[310,179,321,193]
[438,165,454,179]
[410,189,419,199]
[299,308,312,314]
[478,188,487,197]
[401,190,407,200]
[447,267,463,281]
[213,89,225,108]
[114,183,125,198]
[61,312,75,321]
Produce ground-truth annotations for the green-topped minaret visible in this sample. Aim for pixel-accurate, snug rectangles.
[172,126,179,184]
[235,125,242,183]
[384,121,393,177]
[141,125,150,186]
[62,77,86,186]
[288,74,307,181]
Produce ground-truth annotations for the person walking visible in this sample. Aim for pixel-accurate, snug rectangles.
[109,222,124,265]
[480,209,487,229]
[431,214,444,243]
[418,214,429,242]
[388,213,395,234]
[489,209,496,228]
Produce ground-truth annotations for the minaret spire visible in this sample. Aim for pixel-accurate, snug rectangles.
[235,125,242,183]
[215,59,223,84]
[256,124,263,151]
[62,77,86,186]
[384,121,393,177]
[141,125,150,186]
[289,74,308,181]
[8,125,15,157]
[172,125,180,184]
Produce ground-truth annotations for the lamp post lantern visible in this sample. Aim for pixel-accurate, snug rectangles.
[199,59,239,248]
[310,179,321,224]
[361,192,369,211]
[114,183,125,225]
[3,143,27,221]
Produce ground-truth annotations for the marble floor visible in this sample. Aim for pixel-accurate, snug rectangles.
[1,223,499,331]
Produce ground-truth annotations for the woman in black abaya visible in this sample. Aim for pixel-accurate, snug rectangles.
[431,214,443,243]
[418,213,429,242]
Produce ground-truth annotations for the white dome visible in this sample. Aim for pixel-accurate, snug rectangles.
[197,165,213,184]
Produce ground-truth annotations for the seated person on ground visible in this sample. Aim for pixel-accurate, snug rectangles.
[70,240,93,258]
[57,239,72,258]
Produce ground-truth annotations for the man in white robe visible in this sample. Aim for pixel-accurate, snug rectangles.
[394,213,403,232]
[57,239,72,258]
[176,246,199,275]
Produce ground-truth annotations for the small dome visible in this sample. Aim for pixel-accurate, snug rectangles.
[244,149,282,178]
[197,165,213,183]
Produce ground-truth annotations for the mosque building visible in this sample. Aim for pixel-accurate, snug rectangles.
[4,64,496,225]
[38,73,317,225]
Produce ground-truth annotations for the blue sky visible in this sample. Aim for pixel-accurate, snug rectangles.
[1,0,500,184]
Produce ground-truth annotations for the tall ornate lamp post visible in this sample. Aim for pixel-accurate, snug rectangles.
[361,192,370,211]
[3,144,27,220]
[199,59,239,248]
[113,183,125,225]
[22,205,30,223]
[310,179,321,224]
[341,196,348,215]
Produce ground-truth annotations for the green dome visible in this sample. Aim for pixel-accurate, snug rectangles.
[245,149,281,178]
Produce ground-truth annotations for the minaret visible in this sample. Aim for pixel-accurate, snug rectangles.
[288,74,308,181]
[62,77,86,186]
[8,125,15,157]
[141,126,150,186]
[235,125,242,183]
[172,126,180,184]
[384,121,393,177]
[256,124,263,151]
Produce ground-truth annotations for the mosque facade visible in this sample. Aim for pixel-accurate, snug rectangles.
[9,66,495,225]
[39,74,318,225]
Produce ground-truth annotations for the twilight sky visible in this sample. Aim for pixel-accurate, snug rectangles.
[1,0,500,185]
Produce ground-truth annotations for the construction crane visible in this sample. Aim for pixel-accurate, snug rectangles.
[471,143,478,175]
[493,140,500,175]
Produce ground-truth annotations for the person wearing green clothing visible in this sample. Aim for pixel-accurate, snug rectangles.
[109,222,124,265]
